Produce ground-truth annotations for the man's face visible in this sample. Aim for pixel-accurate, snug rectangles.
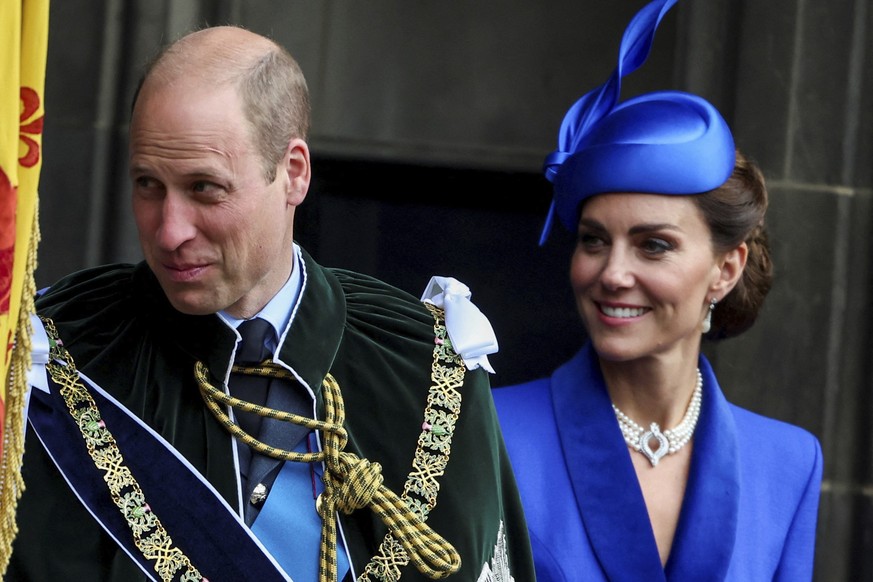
[129,79,298,318]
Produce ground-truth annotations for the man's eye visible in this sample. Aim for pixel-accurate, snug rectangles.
[132,176,164,198]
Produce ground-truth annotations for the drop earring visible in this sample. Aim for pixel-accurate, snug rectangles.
[702,298,717,334]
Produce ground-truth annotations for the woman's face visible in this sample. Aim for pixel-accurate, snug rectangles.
[570,192,729,365]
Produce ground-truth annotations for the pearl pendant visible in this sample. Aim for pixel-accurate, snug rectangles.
[612,368,703,468]
[639,423,668,467]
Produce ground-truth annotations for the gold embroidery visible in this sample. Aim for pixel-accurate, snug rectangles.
[359,303,466,581]
[41,317,203,582]
[38,298,468,582]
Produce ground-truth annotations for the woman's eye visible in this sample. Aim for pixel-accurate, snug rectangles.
[578,232,606,249]
[641,238,673,254]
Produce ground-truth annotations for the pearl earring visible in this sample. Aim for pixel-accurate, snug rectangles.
[702,298,717,334]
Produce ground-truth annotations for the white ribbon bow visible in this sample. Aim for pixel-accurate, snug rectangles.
[27,313,50,394]
[420,276,498,373]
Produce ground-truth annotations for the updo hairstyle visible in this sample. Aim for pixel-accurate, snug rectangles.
[694,149,772,340]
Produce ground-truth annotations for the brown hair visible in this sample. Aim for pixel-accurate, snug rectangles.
[238,46,311,181]
[694,149,772,340]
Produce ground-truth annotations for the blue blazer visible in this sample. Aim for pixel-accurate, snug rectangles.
[493,344,822,581]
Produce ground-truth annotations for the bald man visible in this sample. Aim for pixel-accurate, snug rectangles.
[8,27,534,582]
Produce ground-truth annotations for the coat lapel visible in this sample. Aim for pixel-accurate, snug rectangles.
[552,345,666,581]
[552,346,741,581]
[275,247,346,394]
[665,355,739,580]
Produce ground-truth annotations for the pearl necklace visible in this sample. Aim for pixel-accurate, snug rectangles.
[611,369,703,467]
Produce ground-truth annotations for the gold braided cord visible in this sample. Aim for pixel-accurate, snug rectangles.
[195,361,332,463]
[359,303,466,582]
[40,317,204,582]
[195,359,462,582]
[0,205,39,575]
[318,376,460,581]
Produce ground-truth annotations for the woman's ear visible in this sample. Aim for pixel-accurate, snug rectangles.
[711,242,749,298]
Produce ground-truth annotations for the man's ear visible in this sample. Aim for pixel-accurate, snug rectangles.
[283,137,310,207]
[711,242,748,298]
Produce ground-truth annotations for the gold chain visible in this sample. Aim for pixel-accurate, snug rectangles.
[40,317,203,582]
[359,303,466,581]
[38,299,465,582]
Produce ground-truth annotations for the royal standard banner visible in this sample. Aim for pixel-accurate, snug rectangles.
[0,0,49,573]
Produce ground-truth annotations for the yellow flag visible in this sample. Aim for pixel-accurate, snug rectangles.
[0,0,49,573]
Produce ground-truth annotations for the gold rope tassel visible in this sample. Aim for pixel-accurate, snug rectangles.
[196,363,462,582]
[0,205,40,574]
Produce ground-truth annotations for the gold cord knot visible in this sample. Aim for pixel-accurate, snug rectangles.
[324,456,383,515]
[195,362,461,581]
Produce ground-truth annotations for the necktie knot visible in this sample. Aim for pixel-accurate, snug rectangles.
[236,318,273,363]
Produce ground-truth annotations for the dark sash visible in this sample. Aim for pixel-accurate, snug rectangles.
[27,362,291,582]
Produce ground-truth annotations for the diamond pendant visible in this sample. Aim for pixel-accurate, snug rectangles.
[639,423,668,467]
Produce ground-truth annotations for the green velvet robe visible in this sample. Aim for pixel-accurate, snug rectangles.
[7,248,534,582]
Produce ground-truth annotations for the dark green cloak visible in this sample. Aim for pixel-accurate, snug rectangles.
[7,248,534,582]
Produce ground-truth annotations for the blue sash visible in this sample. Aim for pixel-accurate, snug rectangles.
[27,363,291,581]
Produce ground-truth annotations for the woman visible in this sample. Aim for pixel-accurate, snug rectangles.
[493,0,823,580]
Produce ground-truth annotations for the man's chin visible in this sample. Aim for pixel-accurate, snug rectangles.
[170,301,217,316]
[162,288,222,316]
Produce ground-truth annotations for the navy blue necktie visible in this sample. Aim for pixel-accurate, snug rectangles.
[231,319,311,521]
[231,318,274,437]
[230,318,278,507]
[232,319,350,578]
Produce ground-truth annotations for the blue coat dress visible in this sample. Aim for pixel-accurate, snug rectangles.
[493,343,822,581]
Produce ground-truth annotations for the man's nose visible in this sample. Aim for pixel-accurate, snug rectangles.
[154,192,197,251]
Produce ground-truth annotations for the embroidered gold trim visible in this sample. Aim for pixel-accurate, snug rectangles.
[359,303,467,581]
[40,317,204,582]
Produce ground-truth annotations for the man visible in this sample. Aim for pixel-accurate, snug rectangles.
[8,26,533,582]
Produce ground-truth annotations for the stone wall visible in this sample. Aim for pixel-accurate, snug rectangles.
[34,0,873,577]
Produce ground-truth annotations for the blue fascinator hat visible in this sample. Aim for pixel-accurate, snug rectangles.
[539,0,736,244]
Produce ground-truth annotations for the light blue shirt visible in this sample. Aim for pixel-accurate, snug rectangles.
[219,246,303,353]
